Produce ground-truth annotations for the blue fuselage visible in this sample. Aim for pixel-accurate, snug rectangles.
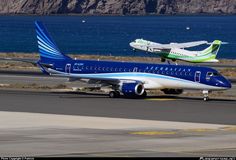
[46,58,231,90]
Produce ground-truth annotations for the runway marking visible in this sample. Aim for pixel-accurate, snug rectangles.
[129,127,236,136]
[130,131,177,136]
[145,98,178,101]
[222,127,236,132]
[184,128,216,132]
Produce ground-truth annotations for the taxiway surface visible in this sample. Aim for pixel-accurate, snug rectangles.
[0,71,236,157]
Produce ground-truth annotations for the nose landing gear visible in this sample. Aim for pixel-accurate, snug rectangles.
[203,90,209,101]
[161,58,166,62]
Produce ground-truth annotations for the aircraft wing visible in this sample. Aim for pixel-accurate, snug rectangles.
[47,68,144,85]
[136,40,208,50]
[168,41,208,48]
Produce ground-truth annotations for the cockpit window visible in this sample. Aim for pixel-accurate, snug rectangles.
[207,72,220,77]
[213,72,220,76]
[207,72,213,76]
[206,72,220,80]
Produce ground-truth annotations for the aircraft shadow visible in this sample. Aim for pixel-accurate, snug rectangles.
[147,95,236,102]
[50,91,236,102]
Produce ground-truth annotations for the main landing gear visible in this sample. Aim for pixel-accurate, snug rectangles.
[108,90,147,98]
[203,90,209,101]
[109,91,120,98]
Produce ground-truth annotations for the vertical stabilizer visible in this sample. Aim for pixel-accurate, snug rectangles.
[200,40,221,59]
[35,21,71,63]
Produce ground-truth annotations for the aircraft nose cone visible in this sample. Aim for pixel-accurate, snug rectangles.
[129,42,135,47]
[219,78,232,89]
[215,77,231,89]
[225,80,232,89]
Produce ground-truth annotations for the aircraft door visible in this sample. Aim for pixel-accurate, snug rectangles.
[195,71,201,82]
[65,64,71,74]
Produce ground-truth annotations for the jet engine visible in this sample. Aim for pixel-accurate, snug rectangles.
[120,82,145,97]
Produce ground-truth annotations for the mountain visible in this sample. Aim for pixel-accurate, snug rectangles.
[0,0,235,15]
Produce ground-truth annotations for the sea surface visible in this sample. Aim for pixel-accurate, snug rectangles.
[0,15,235,59]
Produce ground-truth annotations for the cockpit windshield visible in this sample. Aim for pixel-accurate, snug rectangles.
[207,72,220,77]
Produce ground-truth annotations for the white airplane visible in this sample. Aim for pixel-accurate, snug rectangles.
[130,39,225,63]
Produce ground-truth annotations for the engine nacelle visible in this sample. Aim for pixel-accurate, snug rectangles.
[120,82,145,97]
[162,89,183,95]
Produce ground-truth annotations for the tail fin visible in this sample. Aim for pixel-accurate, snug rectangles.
[200,40,221,58]
[35,21,71,63]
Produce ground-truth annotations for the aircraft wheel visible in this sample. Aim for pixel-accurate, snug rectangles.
[109,91,120,98]
[203,90,209,101]
[141,91,147,98]
[115,91,120,97]
[203,97,209,101]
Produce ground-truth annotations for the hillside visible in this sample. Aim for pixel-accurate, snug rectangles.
[0,0,235,15]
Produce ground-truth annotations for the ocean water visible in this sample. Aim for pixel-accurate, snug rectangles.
[0,15,235,59]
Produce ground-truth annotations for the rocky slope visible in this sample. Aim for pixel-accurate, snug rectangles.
[0,0,235,15]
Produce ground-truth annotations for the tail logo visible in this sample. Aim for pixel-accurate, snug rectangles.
[35,21,67,60]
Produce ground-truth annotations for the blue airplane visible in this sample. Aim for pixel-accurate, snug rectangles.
[35,21,231,101]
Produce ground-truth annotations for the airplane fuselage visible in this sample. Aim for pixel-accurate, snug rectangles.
[162,48,219,63]
[130,39,220,63]
[47,59,231,91]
